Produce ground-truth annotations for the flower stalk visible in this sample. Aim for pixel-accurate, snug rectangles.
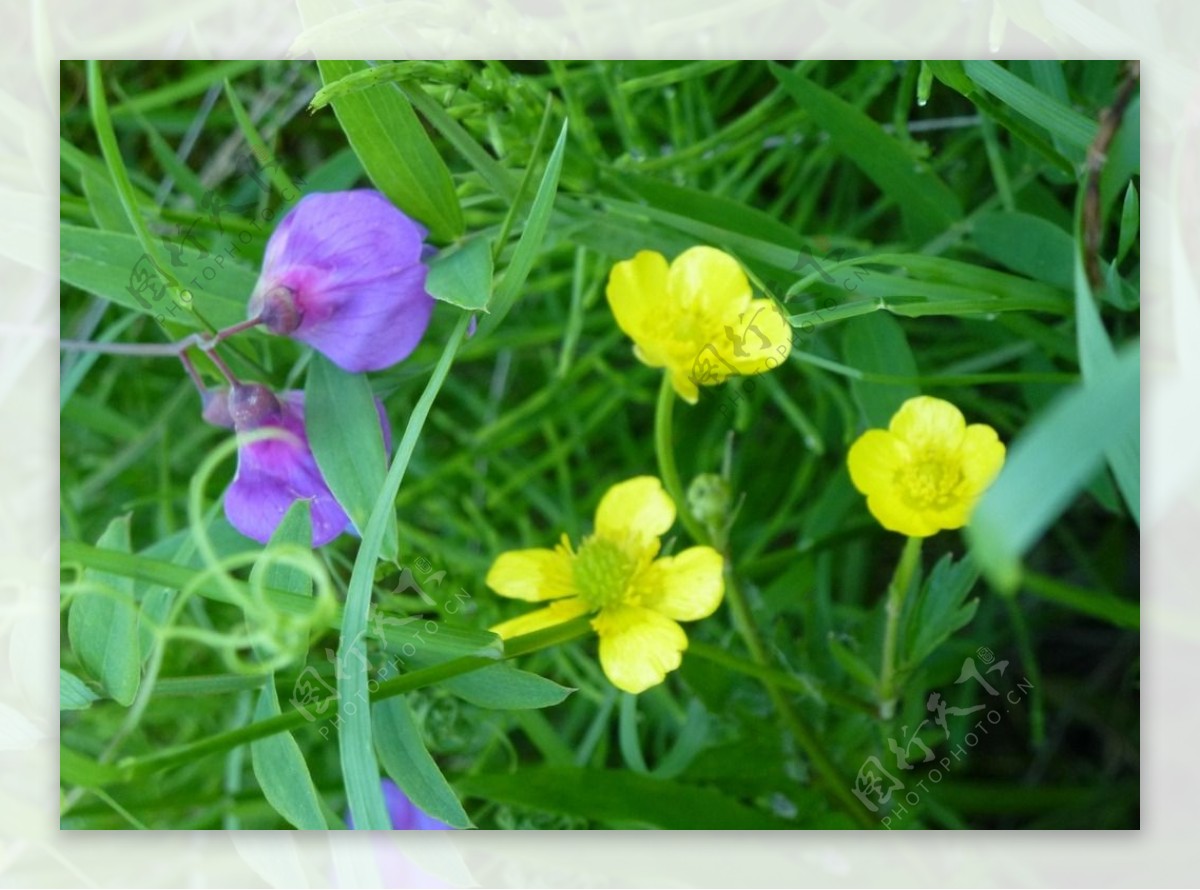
[877,535,923,720]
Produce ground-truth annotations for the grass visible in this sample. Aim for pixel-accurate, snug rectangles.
[59,59,1139,830]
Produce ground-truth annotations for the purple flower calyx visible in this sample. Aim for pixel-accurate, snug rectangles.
[227,383,282,430]
[254,285,302,335]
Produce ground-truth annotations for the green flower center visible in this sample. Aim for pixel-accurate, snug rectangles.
[573,536,636,610]
[896,452,964,511]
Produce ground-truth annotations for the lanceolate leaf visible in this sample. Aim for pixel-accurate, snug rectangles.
[317,60,463,244]
[67,514,141,707]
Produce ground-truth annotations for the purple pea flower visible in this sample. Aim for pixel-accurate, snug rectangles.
[248,190,436,373]
[203,383,390,547]
[346,780,455,830]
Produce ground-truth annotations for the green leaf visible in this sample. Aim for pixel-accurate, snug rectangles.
[67,514,141,706]
[316,60,462,243]
[60,669,100,711]
[248,502,329,830]
[372,693,472,829]
[436,662,574,710]
[81,169,132,233]
[967,344,1140,591]
[769,62,961,243]
[923,61,975,97]
[972,211,1075,290]
[476,119,569,337]
[1100,96,1139,212]
[250,680,328,829]
[456,767,796,829]
[425,237,493,312]
[962,60,1098,152]
[248,500,315,597]
[305,354,398,561]
[1073,196,1139,524]
[826,634,878,691]
[841,313,920,428]
[903,554,981,668]
[337,313,472,831]
[60,224,253,330]
[1116,182,1139,265]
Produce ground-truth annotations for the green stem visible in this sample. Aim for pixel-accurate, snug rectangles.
[653,373,709,545]
[653,372,874,827]
[878,535,923,719]
[339,312,470,830]
[61,616,594,790]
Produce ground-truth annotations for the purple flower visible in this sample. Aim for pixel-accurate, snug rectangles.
[248,190,435,372]
[204,383,390,547]
[346,780,455,830]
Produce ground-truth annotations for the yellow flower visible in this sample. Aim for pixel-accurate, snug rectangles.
[485,477,725,694]
[847,396,1006,538]
[605,247,792,404]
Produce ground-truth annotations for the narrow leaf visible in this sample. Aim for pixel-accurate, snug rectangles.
[316,60,462,243]
[249,502,329,830]
[60,669,100,711]
[967,344,1140,591]
[425,237,493,312]
[769,62,961,243]
[67,514,141,706]
[305,355,398,561]
[841,313,920,428]
[476,120,569,337]
[372,693,472,829]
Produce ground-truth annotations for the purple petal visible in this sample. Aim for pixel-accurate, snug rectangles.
[223,393,350,547]
[252,190,435,372]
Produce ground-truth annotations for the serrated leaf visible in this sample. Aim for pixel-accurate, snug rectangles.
[372,693,471,829]
[316,60,462,244]
[305,355,398,561]
[903,554,981,668]
[425,237,493,312]
[67,515,141,707]
[60,669,100,711]
[827,634,878,691]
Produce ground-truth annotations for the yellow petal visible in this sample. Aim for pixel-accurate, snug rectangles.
[866,491,941,538]
[847,429,908,496]
[606,251,670,343]
[594,476,675,543]
[666,246,751,317]
[485,546,576,602]
[593,605,688,694]
[637,547,725,621]
[491,597,591,640]
[668,367,700,404]
[959,423,1006,495]
[720,299,794,376]
[889,396,966,450]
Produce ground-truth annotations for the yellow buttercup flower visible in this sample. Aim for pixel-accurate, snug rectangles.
[847,396,1006,538]
[605,247,792,404]
[485,476,725,694]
